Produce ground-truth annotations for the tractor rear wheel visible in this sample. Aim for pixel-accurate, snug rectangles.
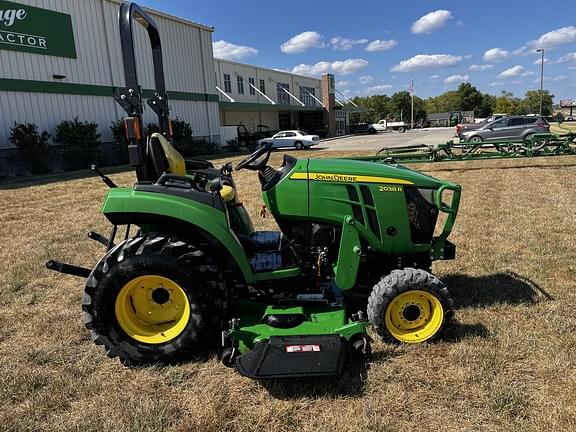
[367,268,453,343]
[82,235,226,365]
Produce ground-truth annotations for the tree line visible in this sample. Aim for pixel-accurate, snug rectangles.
[350,83,554,123]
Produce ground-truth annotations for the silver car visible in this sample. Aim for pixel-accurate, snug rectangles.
[459,116,549,143]
[257,130,320,149]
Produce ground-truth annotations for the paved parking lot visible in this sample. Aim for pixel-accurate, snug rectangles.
[317,127,456,152]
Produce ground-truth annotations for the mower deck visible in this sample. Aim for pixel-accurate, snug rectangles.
[235,334,347,379]
[226,300,369,379]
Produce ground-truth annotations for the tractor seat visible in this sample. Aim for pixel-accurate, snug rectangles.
[147,133,234,202]
[147,133,186,178]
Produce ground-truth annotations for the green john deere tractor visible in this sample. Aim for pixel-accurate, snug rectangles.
[47,2,461,379]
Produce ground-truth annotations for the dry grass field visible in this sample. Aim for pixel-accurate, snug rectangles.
[1,149,576,432]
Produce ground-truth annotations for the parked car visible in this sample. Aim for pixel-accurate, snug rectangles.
[257,130,320,149]
[458,116,549,143]
[456,113,506,136]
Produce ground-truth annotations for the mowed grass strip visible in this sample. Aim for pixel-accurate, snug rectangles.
[1,150,575,432]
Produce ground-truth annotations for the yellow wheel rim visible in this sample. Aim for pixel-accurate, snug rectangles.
[115,275,190,344]
[385,289,444,343]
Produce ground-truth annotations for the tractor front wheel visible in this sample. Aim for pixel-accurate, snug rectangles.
[82,235,226,365]
[367,268,453,343]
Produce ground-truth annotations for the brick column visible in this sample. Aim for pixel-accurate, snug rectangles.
[321,73,336,137]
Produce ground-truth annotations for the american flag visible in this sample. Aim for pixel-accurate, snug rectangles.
[408,77,414,95]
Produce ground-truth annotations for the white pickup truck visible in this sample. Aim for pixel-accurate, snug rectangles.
[368,120,408,134]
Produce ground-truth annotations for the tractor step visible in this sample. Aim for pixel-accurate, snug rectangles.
[235,335,347,379]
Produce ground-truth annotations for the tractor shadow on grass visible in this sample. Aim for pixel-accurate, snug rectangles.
[260,356,370,399]
[444,270,553,310]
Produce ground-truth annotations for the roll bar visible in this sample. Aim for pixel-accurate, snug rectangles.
[114,2,170,181]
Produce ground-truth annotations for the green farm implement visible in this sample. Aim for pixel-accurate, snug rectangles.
[47,2,462,379]
[371,127,576,164]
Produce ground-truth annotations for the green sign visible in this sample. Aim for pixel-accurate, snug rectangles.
[0,0,76,58]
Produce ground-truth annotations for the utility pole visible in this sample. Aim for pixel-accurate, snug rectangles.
[536,48,544,115]
[409,77,414,129]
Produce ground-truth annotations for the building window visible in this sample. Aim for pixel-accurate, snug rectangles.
[259,79,266,94]
[299,86,317,107]
[237,76,244,94]
[249,77,255,95]
[223,74,231,93]
[277,83,290,105]
[279,112,291,130]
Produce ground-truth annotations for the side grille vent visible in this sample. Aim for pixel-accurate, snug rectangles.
[404,187,438,244]
[360,185,374,206]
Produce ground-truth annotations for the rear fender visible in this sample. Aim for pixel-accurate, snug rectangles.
[101,188,255,282]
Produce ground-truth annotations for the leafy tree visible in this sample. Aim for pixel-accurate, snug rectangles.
[456,83,483,114]
[425,91,459,114]
[386,91,426,123]
[351,95,391,122]
[522,90,554,115]
[478,94,497,118]
[494,91,516,114]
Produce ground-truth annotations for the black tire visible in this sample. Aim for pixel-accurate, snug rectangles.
[368,128,377,134]
[470,136,483,143]
[523,134,534,143]
[82,235,226,365]
[397,126,406,133]
[294,141,304,150]
[367,268,453,344]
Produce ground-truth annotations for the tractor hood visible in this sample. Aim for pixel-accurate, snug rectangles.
[305,158,444,188]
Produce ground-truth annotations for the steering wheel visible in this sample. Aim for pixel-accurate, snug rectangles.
[235,142,273,171]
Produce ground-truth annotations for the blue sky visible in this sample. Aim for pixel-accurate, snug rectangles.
[137,1,576,102]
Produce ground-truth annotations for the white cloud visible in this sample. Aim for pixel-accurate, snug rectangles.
[280,31,324,54]
[391,54,463,72]
[359,75,374,84]
[489,81,504,87]
[556,52,576,63]
[521,71,535,77]
[527,26,576,49]
[443,74,469,84]
[469,64,494,71]
[213,40,258,60]
[483,48,510,62]
[332,59,369,75]
[330,36,368,51]
[366,84,393,94]
[541,75,569,82]
[513,47,527,56]
[497,65,525,79]
[430,74,440,79]
[338,80,353,88]
[365,39,398,52]
[534,57,548,65]
[411,10,453,34]
[291,58,369,76]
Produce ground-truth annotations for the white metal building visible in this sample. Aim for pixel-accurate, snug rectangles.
[0,0,221,149]
[0,0,338,173]
[214,59,325,135]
